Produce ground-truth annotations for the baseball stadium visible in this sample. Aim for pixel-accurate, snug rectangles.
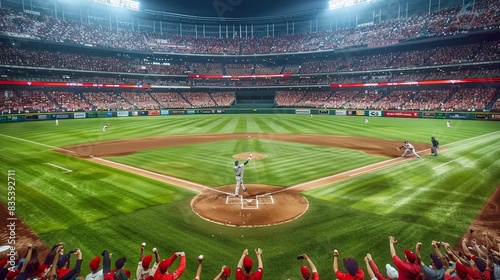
[0,0,500,279]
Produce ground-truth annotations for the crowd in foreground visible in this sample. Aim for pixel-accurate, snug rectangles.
[1,231,500,280]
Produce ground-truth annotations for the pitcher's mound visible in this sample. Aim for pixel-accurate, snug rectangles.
[233,152,267,160]
[191,184,308,227]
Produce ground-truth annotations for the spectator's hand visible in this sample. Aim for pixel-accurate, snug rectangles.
[243,249,249,256]
[255,248,262,256]
[366,253,372,261]
[334,249,339,257]
[389,236,397,244]
[416,242,422,250]
[462,238,468,244]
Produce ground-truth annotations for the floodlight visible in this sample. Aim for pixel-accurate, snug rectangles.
[328,0,369,10]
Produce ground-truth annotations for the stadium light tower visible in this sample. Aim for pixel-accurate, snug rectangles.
[328,0,370,10]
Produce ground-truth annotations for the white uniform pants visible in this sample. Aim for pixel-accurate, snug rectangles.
[402,148,420,158]
[235,176,245,195]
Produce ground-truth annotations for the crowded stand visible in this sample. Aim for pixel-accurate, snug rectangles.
[0,90,53,112]
[1,41,499,77]
[0,0,498,55]
[179,92,216,108]
[82,91,134,111]
[47,91,90,111]
[405,89,452,110]
[150,92,191,109]
[121,92,161,110]
[1,86,495,112]
[210,92,235,107]
[442,87,497,110]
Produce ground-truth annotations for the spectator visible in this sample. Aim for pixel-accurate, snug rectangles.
[193,255,203,280]
[365,253,398,280]
[298,253,319,280]
[415,241,446,280]
[56,248,83,280]
[213,265,230,280]
[110,257,128,280]
[333,249,364,280]
[389,236,420,280]
[153,252,185,280]
[85,250,111,280]
[137,243,159,280]
[13,245,34,280]
[235,248,263,280]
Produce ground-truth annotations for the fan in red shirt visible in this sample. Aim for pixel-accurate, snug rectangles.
[333,249,365,280]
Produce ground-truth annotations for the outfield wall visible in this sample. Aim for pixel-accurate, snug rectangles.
[0,109,499,123]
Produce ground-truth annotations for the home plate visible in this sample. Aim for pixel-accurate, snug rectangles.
[242,198,258,209]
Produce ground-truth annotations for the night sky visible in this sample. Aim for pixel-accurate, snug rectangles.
[140,0,329,18]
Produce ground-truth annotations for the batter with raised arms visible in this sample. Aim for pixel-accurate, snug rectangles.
[234,154,252,197]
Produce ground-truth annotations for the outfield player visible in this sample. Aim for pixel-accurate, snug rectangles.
[447,120,451,128]
[364,118,368,124]
[234,155,251,197]
[399,141,420,158]
[103,125,108,132]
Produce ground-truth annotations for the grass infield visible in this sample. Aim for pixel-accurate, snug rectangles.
[0,114,499,279]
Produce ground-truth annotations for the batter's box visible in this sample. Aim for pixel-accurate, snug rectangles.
[256,194,274,205]
[226,195,242,204]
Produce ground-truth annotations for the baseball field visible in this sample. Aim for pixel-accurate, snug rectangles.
[0,114,499,279]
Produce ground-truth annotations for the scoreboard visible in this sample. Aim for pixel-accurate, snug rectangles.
[93,0,140,11]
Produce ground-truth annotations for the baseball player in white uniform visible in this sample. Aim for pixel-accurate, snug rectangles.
[400,141,420,158]
[103,124,108,132]
[234,154,252,197]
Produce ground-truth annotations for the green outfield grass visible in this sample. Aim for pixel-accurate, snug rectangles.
[0,114,499,279]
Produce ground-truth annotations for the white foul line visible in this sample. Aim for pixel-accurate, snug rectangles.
[90,156,229,195]
[0,134,77,154]
[43,163,73,173]
[433,161,454,169]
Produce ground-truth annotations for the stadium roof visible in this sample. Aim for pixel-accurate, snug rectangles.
[141,0,328,18]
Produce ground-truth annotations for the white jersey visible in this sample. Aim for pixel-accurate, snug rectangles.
[85,270,104,280]
[234,164,245,177]
[403,143,414,150]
